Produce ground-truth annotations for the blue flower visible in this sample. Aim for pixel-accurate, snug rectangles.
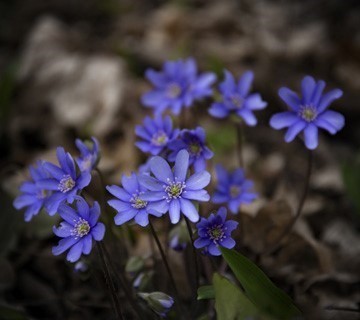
[212,165,257,214]
[52,197,105,263]
[139,150,211,224]
[194,207,238,256]
[269,75,345,150]
[13,161,51,222]
[106,172,163,227]
[209,70,267,125]
[141,58,216,115]
[168,127,213,172]
[75,137,100,172]
[135,115,179,156]
[36,147,92,215]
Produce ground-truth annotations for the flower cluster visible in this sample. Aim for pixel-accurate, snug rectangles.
[141,58,216,115]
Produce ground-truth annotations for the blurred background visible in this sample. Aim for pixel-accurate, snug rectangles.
[0,0,360,319]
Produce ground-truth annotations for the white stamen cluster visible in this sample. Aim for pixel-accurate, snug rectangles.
[298,105,318,122]
[164,178,186,202]
[71,218,91,239]
[58,175,76,193]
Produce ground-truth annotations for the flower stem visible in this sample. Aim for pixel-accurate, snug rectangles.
[97,243,124,320]
[101,242,143,320]
[263,149,313,255]
[184,217,200,294]
[148,220,184,316]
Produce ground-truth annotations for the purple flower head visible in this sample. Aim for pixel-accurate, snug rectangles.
[75,137,100,172]
[168,127,214,172]
[52,197,105,263]
[194,207,238,256]
[141,58,216,115]
[106,173,163,227]
[36,147,92,216]
[138,150,211,224]
[135,115,179,156]
[269,75,344,150]
[212,165,257,214]
[13,161,51,222]
[209,70,267,125]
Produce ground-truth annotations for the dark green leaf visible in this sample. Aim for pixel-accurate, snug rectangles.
[213,273,262,320]
[197,285,215,300]
[220,248,302,320]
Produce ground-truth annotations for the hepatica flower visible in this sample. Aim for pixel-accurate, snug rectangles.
[13,161,51,222]
[194,207,238,256]
[52,197,105,263]
[168,127,213,172]
[75,137,100,172]
[212,164,257,214]
[135,115,179,156]
[209,70,267,125]
[270,75,344,150]
[106,173,163,227]
[37,147,92,215]
[139,150,211,224]
[141,58,216,115]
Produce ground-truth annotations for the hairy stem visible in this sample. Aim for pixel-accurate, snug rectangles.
[263,149,313,255]
[97,243,124,320]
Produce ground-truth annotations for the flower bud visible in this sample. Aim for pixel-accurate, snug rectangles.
[138,292,174,317]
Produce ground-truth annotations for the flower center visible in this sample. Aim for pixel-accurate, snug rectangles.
[188,142,202,156]
[229,185,241,198]
[207,224,225,243]
[166,83,182,98]
[151,131,169,146]
[299,105,318,122]
[71,218,90,238]
[165,180,186,201]
[131,196,148,209]
[230,94,243,109]
[58,175,76,193]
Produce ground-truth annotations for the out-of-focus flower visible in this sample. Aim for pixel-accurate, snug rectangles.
[194,207,238,256]
[212,165,257,214]
[138,292,174,317]
[139,150,211,224]
[168,220,190,251]
[106,173,163,227]
[270,75,344,150]
[13,161,51,222]
[52,197,105,263]
[168,127,213,172]
[36,147,91,215]
[209,70,267,125]
[75,137,100,172]
[135,115,179,156]
[141,58,216,115]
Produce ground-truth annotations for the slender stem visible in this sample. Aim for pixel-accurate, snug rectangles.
[235,122,244,168]
[101,243,143,320]
[234,121,244,244]
[184,217,200,293]
[263,150,313,255]
[97,243,124,320]
[148,220,179,297]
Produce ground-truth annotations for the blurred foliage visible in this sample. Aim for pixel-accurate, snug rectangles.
[342,156,360,218]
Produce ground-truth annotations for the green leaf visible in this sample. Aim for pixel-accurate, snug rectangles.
[220,248,302,320]
[197,285,215,300]
[213,273,261,320]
